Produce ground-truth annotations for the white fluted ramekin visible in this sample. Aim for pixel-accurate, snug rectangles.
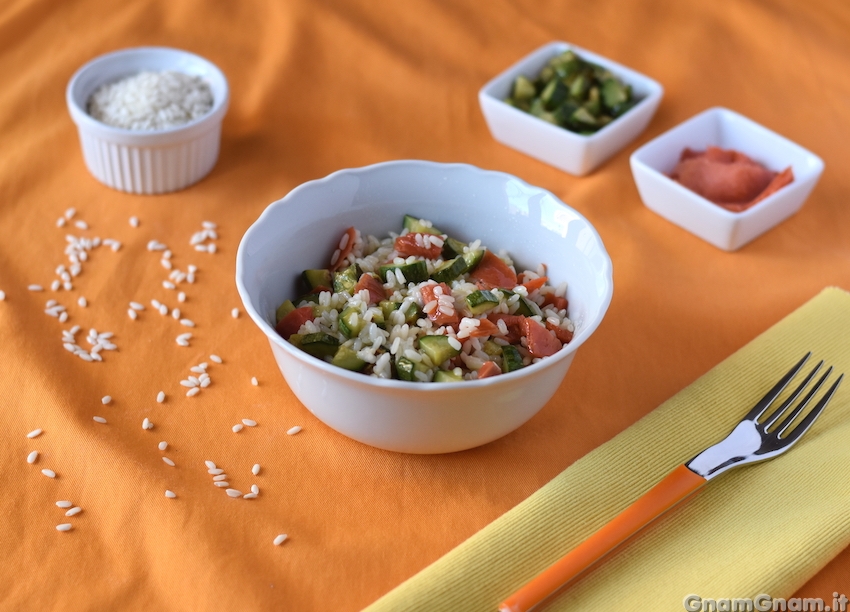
[66,47,229,195]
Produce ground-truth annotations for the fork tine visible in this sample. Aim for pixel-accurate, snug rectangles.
[772,365,831,435]
[743,352,811,422]
[762,360,824,431]
[779,373,843,445]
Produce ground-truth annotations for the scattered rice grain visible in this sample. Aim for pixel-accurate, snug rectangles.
[179,318,194,327]
[242,419,257,427]
[65,507,82,517]
[101,395,111,405]
[210,354,222,364]
[93,416,107,424]
[28,285,43,292]
[56,523,72,532]
[231,308,239,319]
[27,429,42,438]
[250,377,258,386]
[273,534,288,546]
[225,489,242,498]
[186,387,200,397]
[232,424,243,433]
[129,216,139,227]
[165,490,176,498]
[78,296,87,308]
[157,391,165,403]
[162,457,175,467]
[177,291,186,303]
[127,308,138,320]
[158,441,168,451]
[252,463,260,476]
[251,484,259,495]
[204,460,216,470]
[287,426,302,436]
[41,469,56,478]
[56,501,72,508]
[27,451,38,464]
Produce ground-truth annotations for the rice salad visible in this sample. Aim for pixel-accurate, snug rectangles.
[274,216,574,382]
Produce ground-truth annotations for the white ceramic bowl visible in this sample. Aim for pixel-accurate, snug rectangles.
[479,41,663,176]
[630,107,825,251]
[236,161,613,454]
[66,46,229,194]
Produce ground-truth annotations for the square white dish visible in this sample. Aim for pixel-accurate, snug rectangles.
[630,107,825,251]
[479,41,663,176]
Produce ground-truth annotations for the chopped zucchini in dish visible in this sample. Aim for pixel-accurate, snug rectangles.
[505,49,638,135]
[274,216,575,382]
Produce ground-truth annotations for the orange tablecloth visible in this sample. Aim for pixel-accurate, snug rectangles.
[2,1,849,609]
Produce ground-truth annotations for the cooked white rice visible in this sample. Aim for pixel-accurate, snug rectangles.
[284,218,575,382]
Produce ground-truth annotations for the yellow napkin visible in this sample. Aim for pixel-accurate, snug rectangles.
[365,287,850,612]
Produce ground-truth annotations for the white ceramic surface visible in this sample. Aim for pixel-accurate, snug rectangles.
[630,107,825,251]
[479,41,663,176]
[236,161,613,454]
[66,47,229,194]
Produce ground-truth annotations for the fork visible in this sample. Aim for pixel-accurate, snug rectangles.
[499,352,843,612]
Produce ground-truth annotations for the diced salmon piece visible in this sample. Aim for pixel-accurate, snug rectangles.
[542,294,569,312]
[521,318,562,358]
[546,321,574,344]
[394,234,443,259]
[487,313,524,343]
[421,283,459,328]
[353,273,386,305]
[477,361,501,379]
[469,250,517,289]
[467,318,500,338]
[330,227,358,272]
[276,306,314,340]
[521,276,548,293]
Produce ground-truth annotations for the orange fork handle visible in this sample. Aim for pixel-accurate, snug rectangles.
[498,464,706,612]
